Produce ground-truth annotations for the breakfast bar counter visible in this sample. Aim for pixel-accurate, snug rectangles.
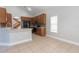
[0,28,32,46]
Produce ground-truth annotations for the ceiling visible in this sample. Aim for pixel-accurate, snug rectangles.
[22,6,66,16]
[23,6,46,16]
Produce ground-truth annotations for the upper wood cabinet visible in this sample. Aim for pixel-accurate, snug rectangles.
[31,17,36,25]
[6,13,12,27]
[34,13,46,25]
[0,7,6,23]
[21,16,32,21]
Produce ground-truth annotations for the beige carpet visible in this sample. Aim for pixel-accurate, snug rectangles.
[0,34,79,53]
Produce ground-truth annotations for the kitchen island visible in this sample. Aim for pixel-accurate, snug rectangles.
[0,28,32,46]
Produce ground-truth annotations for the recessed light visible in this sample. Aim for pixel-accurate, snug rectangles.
[27,7,32,11]
[14,17,20,19]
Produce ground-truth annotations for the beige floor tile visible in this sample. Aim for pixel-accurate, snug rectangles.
[0,34,79,53]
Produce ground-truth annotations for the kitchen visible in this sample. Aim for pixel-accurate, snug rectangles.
[0,7,46,46]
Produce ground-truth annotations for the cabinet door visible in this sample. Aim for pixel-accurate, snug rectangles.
[36,28,41,35]
[36,14,46,25]
[0,7,6,23]
[36,27,46,36]
[31,17,35,25]
[41,27,46,36]
[40,14,46,25]
[6,13,12,27]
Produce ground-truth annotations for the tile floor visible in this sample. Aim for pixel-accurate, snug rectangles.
[0,34,79,53]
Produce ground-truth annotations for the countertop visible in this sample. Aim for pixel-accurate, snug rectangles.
[0,28,33,32]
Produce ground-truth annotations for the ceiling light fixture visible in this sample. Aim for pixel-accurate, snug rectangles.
[27,7,32,11]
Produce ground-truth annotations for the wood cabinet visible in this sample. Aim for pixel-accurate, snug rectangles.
[30,17,36,25]
[6,13,12,27]
[34,13,46,36]
[21,13,46,36]
[0,7,6,23]
[36,27,46,36]
[21,16,32,21]
[21,16,32,28]
[35,13,46,25]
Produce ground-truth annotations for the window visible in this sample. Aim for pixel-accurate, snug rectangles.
[50,16,58,33]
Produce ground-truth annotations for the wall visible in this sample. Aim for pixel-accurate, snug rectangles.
[0,6,79,45]
[3,6,79,44]
[4,6,30,17]
[46,6,79,44]
[26,6,79,44]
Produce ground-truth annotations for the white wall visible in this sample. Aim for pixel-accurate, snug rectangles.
[1,6,79,45]
[25,6,79,44]
[46,6,79,43]
[4,6,31,17]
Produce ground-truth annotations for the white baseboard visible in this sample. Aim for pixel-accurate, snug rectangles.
[9,39,32,46]
[0,39,32,46]
[47,34,79,46]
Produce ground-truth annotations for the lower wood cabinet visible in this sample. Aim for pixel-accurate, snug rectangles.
[35,27,46,36]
